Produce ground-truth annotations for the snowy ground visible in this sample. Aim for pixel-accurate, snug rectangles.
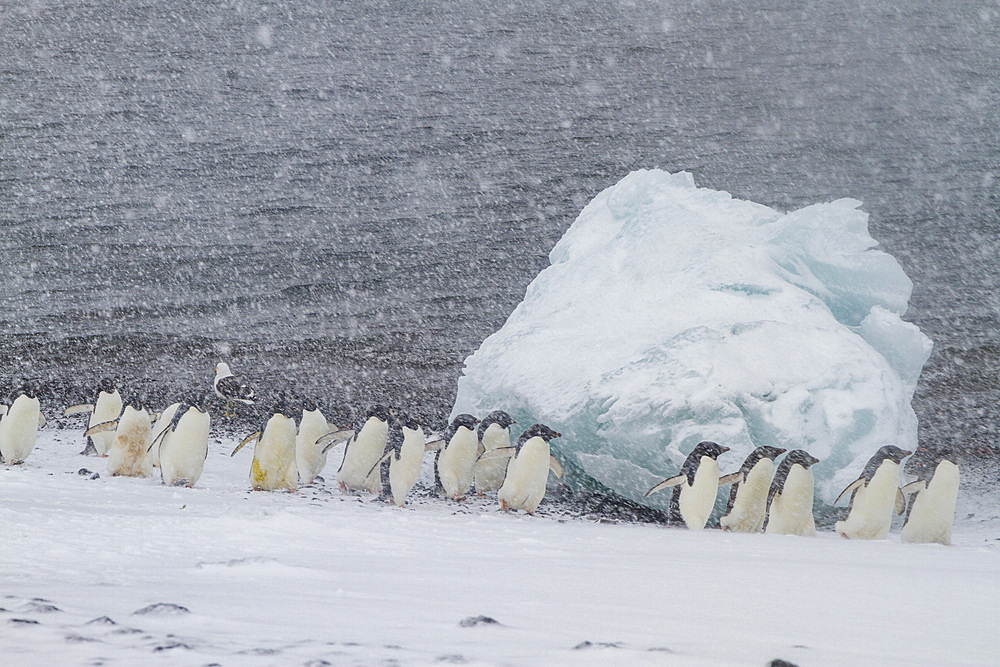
[2,428,998,666]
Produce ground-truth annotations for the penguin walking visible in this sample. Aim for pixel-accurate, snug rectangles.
[213,362,255,417]
[834,445,912,540]
[645,441,737,530]
[154,397,211,487]
[435,414,481,500]
[719,446,786,532]
[900,448,959,545]
[296,400,331,485]
[474,410,516,495]
[231,403,298,492]
[0,382,45,465]
[368,414,433,507]
[336,405,391,493]
[91,399,154,478]
[764,450,821,536]
[148,402,182,468]
[64,378,123,456]
[492,424,564,514]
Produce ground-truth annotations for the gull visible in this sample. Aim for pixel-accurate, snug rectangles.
[213,362,255,417]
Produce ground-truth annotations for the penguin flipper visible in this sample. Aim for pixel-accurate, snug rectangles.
[147,425,173,453]
[718,472,743,486]
[835,478,865,506]
[318,429,355,453]
[900,480,927,495]
[549,455,563,479]
[38,412,47,428]
[231,431,261,457]
[645,475,685,497]
[895,487,906,516]
[63,404,95,416]
[365,451,394,480]
[477,446,515,462]
[84,420,118,437]
[424,434,447,451]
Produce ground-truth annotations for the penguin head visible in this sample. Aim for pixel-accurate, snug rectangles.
[302,398,319,413]
[784,449,820,469]
[367,404,391,423]
[187,391,213,414]
[743,445,786,468]
[875,444,912,465]
[450,413,480,432]
[905,446,955,479]
[691,441,729,460]
[478,410,516,438]
[395,413,421,432]
[98,378,116,394]
[10,378,36,400]
[516,423,561,446]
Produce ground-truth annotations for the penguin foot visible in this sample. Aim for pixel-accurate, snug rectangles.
[500,499,509,511]
[338,482,347,492]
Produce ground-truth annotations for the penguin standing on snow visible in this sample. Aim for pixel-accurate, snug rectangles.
[336,405,391,494]
[900,448,960,545]
[64,378,123,456]
[148,402,182,468]
[91,397,153,478]
[231,401,298,492]
[645,441,737,530]
[764,449,821,536]
[0,381,46,465]
[295,400,331,485]
[474,410,516,495]
[368,414,433,507]
[435,414,481,500]
[719,445,786,532]
[834,445,912,540]
[153,395,211,488]
[493,423,564,514]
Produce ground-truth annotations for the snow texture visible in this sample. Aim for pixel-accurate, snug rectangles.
[453,170,933,506]
[1,431,996,665]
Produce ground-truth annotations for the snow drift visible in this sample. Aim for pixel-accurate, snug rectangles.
[453,170,932,507]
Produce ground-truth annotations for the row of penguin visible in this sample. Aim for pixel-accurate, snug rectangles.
[0,363,958,545]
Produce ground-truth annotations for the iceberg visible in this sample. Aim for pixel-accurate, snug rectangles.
[452,170,932,508]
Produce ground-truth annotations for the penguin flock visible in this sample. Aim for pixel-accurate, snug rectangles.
[0,368,961,541]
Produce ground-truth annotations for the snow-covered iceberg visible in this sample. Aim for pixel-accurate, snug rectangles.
[452,170,932,507]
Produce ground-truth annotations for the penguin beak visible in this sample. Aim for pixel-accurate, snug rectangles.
[721,446,730,453]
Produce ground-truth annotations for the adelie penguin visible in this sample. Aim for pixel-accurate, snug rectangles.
[434,414,481,500]
[899,447,959,545]
[231,400,298,492]
[474,410,516,495]
[337,405,391,494]
[151,395,211,488]
[86,395,154,478]
[148,402,182,468]
[368,413,435,507]
[644,441,738,530]
[490,423,564,514]
[834,445,912,540]
[0,380,46,465]
[64,378,123,456]
[719,446,786,532]
[295,400,331,485]
[764,450,821,536]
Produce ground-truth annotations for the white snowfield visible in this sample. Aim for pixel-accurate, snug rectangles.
[2,432,998,665]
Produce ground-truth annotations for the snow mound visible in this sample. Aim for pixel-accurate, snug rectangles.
[453,170,932,505]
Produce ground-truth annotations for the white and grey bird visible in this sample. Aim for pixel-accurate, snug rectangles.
[435,414,481,500]
[474,410,516,495]
[491,423,564,514]
[900,448,960,545]
[64,378,123,456]
[336,405,391,494]
[295,400,331,485]
[153,396,211,487]
[645,441,737,530]
[92,398,154,478]
[213,362,255,417]
[231,402,298,492]
[835,445,912,540]
[764,449,821,536]
[719,446,786,532]
[369,414,433,507]
[0,381,45,465]
[148,402,182,468]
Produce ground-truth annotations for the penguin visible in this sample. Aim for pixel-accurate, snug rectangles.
[435,414,481,500]
[295,400,331,485]
[644,441,736,530]
[474,410,516,495]
[148,402,182,468]
[900,448,959,545]
[0,382,44,465]
[367,414,433,507]
[213,362,255,417]
[64,378,123,456]
[493,424,564,514]
[719,445,786,532]
[336,405,391,494]
[834,445,912,540]
[96,398,154,478]
[231,402,297,492]
[764,450,821,536]
[154,396,211,488]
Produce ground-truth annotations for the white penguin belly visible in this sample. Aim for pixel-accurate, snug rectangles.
[438,428,479,498]
[90,390,123,456]
[474,424,510,494]
[766,465,817,536]
[836,461,900,540]
[107,407,152,478]
[159,409,210,487]
[679,456,719,530]
[720,459,773,532]
[0,396,41,464]
[296,408,329,484]
[389,428,425,506]
[498,438,551,513]
[337,417,388,492]
[901,461,959,545]
[149,402,181,468]
[252,415,297,491]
